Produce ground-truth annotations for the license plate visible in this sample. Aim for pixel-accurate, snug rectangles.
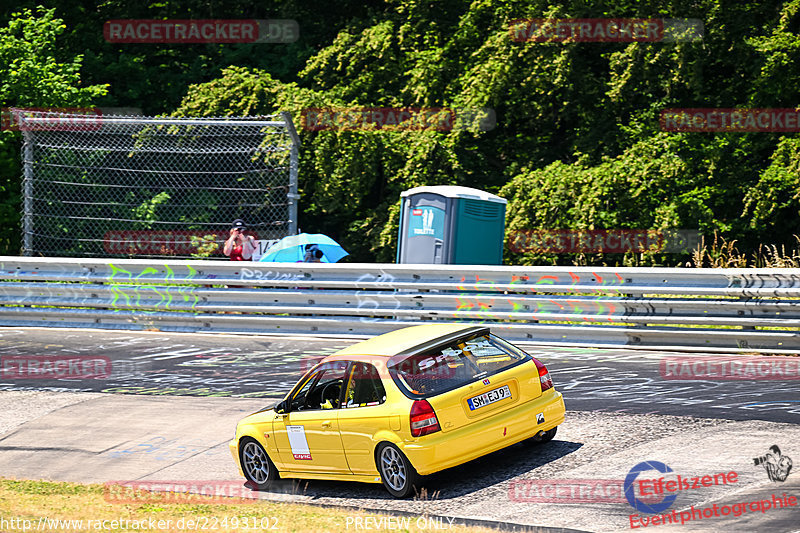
[467,385,511,411]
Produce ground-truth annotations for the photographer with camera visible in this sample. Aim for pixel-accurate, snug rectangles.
[223,219,257,261]
[754,445,793,482]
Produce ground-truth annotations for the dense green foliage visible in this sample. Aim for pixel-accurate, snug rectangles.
[0,7,107,255]
[2,1,800,263]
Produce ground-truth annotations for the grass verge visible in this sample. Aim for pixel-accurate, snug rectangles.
[0,478,500,533]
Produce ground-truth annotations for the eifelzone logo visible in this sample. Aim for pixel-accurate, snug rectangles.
[624,461,678,514]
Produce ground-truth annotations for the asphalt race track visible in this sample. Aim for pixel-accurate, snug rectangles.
[1,328,798,422]
[1,327,799,533]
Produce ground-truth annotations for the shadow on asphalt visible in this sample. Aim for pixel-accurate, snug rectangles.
[246,437,583,501]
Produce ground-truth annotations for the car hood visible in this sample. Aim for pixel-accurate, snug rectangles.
[238,407,276,425]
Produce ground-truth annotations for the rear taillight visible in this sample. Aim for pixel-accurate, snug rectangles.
[410,399,441,437]
[533,358,553,392]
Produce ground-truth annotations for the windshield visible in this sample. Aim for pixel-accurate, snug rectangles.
[388,333,529,398]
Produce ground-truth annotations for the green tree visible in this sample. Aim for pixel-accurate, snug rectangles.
[8,0,800,263]
[0,6,108,255]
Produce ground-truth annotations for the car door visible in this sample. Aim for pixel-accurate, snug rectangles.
[272,360,350,473]
[337,361,395,476]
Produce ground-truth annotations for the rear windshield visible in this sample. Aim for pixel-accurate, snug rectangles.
[388,334,530,398]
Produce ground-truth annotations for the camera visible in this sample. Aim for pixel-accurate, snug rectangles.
[754,444,782,466]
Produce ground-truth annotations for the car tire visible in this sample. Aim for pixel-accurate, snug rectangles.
[376,442,421,498]
[525,426,557,445]
[239,438,279,490]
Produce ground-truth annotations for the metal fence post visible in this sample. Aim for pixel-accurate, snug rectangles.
[282,111,301,236]
[21,130,33,256]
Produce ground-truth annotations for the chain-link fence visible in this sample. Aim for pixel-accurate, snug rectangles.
[16,109,299,258]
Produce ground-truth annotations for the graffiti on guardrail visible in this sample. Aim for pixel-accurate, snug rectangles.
[450,271,627,323]
[239,267,305,283]
[727,273,800,298]
[453,274,505,321]
[747,273,795,287]
[565,271,625,321]
[356,270,401,322]
[108,263,200,311]
[6,259,800,353]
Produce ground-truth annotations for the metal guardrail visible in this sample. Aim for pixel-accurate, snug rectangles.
[2,256,800,353]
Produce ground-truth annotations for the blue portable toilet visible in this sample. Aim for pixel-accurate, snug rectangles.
[396,185,507,265]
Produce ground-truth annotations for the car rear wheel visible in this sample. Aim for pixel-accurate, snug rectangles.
[376,443,421,498]
[526,426,557,445]
[240,438,279,490]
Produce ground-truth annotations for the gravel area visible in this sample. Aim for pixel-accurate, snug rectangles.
[241,411,740,532]
[1,392,796,533]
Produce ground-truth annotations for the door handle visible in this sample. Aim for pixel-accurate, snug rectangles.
[321,421,332,428]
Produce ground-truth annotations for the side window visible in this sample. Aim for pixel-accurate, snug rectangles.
[289,361,348,411]
[344,362,386,408]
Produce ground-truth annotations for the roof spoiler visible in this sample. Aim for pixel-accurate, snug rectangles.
[387,326,490,366]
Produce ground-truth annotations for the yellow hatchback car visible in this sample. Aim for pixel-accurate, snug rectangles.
[229,324,566,497]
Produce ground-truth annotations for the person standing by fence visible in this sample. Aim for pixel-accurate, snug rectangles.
[223,219,257,261]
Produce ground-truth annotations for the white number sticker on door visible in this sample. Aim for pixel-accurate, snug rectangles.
[286,425,312,460]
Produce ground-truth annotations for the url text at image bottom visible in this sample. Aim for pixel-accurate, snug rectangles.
[0,516,280,531]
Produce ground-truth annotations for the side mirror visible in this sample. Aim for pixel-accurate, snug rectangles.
[275,399,289,414]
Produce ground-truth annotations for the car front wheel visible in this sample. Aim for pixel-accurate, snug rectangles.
[240,438,279,490]
[376,443,421,498]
